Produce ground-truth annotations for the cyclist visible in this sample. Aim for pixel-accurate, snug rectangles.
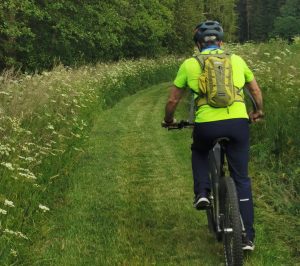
[162,21,263,250]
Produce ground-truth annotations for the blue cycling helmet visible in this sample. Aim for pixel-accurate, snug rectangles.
[193,21,224,43]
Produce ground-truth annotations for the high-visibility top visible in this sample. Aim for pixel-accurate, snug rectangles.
[173,48,254,123]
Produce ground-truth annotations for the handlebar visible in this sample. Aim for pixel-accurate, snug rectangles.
[162,120,194,130]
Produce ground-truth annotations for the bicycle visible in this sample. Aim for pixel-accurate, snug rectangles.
[162,120,245,266]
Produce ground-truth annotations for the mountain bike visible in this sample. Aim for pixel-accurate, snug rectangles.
[163,120,245,266]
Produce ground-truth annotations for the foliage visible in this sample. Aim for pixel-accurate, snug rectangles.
[0,0,239,72]
[165,0,204,54]
[272,0,300,40]
[237,0,286,41]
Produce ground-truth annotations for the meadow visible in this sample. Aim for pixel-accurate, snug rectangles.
[0,40,299,264]
[0,57,179,262]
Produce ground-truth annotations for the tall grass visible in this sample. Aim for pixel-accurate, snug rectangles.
[228,40,300,212]
[0,57,180,262]
[227,40,300,259]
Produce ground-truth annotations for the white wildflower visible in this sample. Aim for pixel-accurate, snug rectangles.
[3,229,29,240]
[263,53,270,56]
[1,162,14,171]
[39,204,50,212]
[0,208,7,214]
[18,156,35,162]
[4,199,15,208]
[17,231,29,240]
[10,249,18,257]
[18,168,37,180]
[274,56,281,60]
[42,71,49,76]
[18,172,37,180]
[47,124,55,130]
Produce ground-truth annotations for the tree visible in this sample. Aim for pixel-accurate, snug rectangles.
[272,0,300,40]
[203,0,237,42]
[0,0,36,69]
[166,0,204,54]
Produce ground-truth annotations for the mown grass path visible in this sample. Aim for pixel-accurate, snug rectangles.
[31,83,296,265]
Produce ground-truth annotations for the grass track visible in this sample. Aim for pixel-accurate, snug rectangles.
[29,83,297,265]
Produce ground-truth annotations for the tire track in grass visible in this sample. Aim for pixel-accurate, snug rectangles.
[109,85,223,265]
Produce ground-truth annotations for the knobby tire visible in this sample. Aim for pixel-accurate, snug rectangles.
[222,177,243,266]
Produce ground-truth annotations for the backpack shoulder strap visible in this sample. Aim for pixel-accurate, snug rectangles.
[193,55,205,70]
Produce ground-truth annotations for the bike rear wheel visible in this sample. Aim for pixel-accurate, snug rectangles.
[221,177,243,266]
[207,149,223,241]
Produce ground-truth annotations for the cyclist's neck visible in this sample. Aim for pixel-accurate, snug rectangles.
[201,45,222,52]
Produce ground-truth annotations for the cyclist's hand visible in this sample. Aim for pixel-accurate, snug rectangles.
[161,118,177,128]
[249,110,264,123]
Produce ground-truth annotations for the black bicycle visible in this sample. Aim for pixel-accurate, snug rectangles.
[163,120,245,266]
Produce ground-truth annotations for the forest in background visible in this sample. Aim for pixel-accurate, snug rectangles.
[0,0,299,72]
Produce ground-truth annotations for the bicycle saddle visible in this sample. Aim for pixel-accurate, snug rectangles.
[213,137,230,146]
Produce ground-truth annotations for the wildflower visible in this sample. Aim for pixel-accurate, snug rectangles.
[18,156,35,162]
[18,168,37,180]
[274,56,281,60]
[10,249,17,257]
[1,162,14,171]
[4,199,15,208]
[0,208,7,214]
[39,204,50,212]
[3,229,29,240]
[42,71,50,76]
[47,124,55,130]
[263,53,270,56]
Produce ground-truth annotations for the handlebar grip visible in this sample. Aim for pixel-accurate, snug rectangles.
[162,120,194,130]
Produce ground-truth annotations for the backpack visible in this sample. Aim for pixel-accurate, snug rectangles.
[194,52,244,108]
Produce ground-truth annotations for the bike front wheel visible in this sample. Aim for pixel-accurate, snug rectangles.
[221,177,243,266]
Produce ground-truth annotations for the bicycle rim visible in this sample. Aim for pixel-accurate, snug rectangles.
[222,177,243,266]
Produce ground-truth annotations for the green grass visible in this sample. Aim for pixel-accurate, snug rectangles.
[23,84,299,265]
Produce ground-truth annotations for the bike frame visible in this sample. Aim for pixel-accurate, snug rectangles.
[209,139,246,240]
[209,141,223,237]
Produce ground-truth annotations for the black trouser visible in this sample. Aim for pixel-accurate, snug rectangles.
[191,118,255,241]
